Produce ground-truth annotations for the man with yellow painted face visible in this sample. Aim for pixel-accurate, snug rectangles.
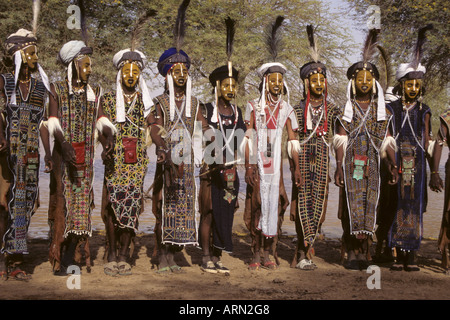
[99,49,154,276]
[243,16,300,271]
[47,40,110,276]
[244,62,300,271]
[380,25,433,272]
[0,27,53,280]
[149,46,209,274]
[333,29,398,271]
[197,62,246,274]
[289,25,341,270]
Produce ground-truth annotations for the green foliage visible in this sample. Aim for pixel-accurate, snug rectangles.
[1,0,355,107]
[345,0,449,133]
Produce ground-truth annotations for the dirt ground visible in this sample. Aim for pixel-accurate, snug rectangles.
[0,210,448,303]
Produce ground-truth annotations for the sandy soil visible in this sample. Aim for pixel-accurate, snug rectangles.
[0,207,448,302]
[0,151,448,306]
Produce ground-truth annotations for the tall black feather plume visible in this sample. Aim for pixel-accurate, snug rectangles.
[131,9,157,52]
[225,17,235,62]
[306,24,319,62]
[411,24,433,69]
[174,0,190,52]
[362,28,379,63]
[78,0,88,46]
[377,45,392,91]
[265,16,284,61]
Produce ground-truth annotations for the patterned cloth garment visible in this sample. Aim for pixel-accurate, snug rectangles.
[154,93,200,246]
[386,99,431,250]
[102,91,149,232]
[338,100,391,236]
[245,98,298,237]
[203,102,246,252]
[438,108,450,269]
[1,73,46,254]
[293,100,340,247]
[53,81,98,237]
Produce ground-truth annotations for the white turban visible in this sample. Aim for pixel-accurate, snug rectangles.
[112,49,154,123]
[58,40,92,95]
[257,62,290,115]
[395,63,426,81]
[5,29,51,105]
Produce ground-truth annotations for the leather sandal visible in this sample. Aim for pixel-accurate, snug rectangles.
[9,269,31,281]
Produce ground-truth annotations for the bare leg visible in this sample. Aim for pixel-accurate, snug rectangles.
[0,207,7,279]
[104,212,117,263]
[199,212,212,264]
[249,232,261,269]
[262,237,277,269]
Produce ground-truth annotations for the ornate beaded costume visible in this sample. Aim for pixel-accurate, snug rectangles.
[155,93,200,246]
[293,100,340,246]
[102,91,149,232]
[1,74,46,254]
[338,101,391,236]
[53,81,99,237]
[386,99,431,250]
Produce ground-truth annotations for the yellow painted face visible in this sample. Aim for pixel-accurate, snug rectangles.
[76,56,92,83]
[171,63,188,87]
[403,79,421,100]
[121,62,140,89]
[309,73,325,97]
[267,72,283,96]
[219,78,236,101]
[22,45,38,70]
[355,69,374,95]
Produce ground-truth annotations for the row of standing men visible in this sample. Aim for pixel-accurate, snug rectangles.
[0,15,448,281]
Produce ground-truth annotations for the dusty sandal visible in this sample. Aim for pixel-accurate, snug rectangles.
[214,261,230,275]
[262,261,277,270]
[170,265,185,273]
[296,259,316,270]
[117,261,132,276]
[156,266,171,275]
[9,269,31,281]
[200,261,217,274]
[390,263,403,271]
[248,262,260,271]
[104,261,119,276]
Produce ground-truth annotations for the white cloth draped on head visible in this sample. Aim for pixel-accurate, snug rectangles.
[113,49,154,123]
[342,79,386,123]
[166,72,192,122]
[59,40,90,95]
[395,63,426,81]
[256,62,290,115]
[59,40,87,66]
[10,48,51,105]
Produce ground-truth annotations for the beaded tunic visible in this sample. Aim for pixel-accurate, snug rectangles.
[293,99,340,247]
[154,93,200,246]
[102,91,149,232]
[1,73,46,254]
[53,81,99,237]
[338,100,391,236]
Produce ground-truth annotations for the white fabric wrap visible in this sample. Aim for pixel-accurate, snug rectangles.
[396,63,426,81]
[113,49,154,123]
[287,139,301,159]
[96,116,118,135]
[342,80,386,123]
[167,73,192,122]
[331,134,348,159]
[380,135,397,159]
[47,116,63,138]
